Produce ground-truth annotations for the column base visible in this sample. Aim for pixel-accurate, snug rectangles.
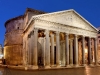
[89,64,94,67]
[95,63,98,66]
[70,64,73,67]
[95,64,99,66]
[66,65,71,68]
[74,64,79,67]
[50,65,55,68]
[25,67,28,70]
[82,64,86,66]
[45,65,51,69]
[25,65,38,70]
[56,65,60,68]
[32,65,38,69]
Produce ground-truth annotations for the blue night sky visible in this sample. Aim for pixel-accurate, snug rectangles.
[0,0,100,46]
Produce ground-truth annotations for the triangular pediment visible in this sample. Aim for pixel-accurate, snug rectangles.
[33,9,98,32]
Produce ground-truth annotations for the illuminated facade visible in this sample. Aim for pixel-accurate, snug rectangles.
[23,9,98,69]
[4,8,98,69]
[0,44,3,59]
[97,27,100,62]
[4,16,24,65]
[4,8,45,65]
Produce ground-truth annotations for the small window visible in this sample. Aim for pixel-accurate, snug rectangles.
[17,27,19,29]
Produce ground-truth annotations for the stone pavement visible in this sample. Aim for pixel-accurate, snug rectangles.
[0,66,100,75]
[0,67,86,75]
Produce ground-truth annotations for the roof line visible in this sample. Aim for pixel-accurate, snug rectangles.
[73,10,98,31]
[30,9,98,31]
[5,15,24,27]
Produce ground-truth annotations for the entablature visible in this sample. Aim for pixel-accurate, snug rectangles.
[34,19,97,38]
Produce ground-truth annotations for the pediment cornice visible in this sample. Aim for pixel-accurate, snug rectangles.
[34,18,97,33]
[34,19,97,38]
[31,9,98,32]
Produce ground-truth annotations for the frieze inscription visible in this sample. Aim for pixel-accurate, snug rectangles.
[34,20,97,37]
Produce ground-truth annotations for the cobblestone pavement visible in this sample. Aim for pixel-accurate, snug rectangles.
[85,66,100,75]
[0,66,100,75]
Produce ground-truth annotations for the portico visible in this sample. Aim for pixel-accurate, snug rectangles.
[23,9,98,69]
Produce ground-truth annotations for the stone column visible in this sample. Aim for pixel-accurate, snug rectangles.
[88,37,92,65]
[28,35,30,65]
[62,41,66,66]
[38,37,45,66]
[65,33,70,67]
[43,38,45,66]
[74,34,78,66]
[23,41,26,66]
[33,28,38,69]
[82,36,85,66]
[56,32,60,67]
[30,31,34,65]
[26,41,28,64]
[45,30,50,68]
[50,34,54,67]
[94,38,98,65]
[29,36,32,65]
[25,40,29,70]
[69,39,73,66]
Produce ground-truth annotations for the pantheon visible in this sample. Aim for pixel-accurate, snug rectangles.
[4,8,98,69]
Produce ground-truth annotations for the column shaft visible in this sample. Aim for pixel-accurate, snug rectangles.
[31,33,34,65]
[28,38,30,65]
[43,38,45,66]
[25,40,29,70]
[26,40,28,65]
[45,30,50,68]
[94,38,98,65]
[51,34,54,66]
[82,36,85,65]
[29,37,32,65]
[65,33,69,66]
[56,32,60,67]
[33,28,38,69]
[69,39,73,66]
[88,37,92,65]
[74,35,78,66]
[23,41,26,66]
